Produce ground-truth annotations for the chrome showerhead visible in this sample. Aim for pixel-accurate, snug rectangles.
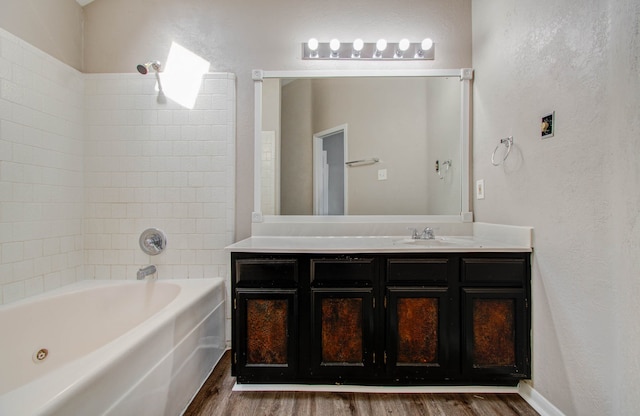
[136,61,161,75]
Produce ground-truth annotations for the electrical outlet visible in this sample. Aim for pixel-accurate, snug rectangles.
[476,179,485,200]
[378,169,388,181]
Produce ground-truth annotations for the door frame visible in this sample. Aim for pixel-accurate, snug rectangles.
[313,124,348,215]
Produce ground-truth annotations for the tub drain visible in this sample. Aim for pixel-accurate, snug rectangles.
[32,348,48,363]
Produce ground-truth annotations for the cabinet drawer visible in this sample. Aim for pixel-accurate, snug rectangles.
[311,257,376,286]
[387,258,449,284]
[235,258,298,287]
[462,257,526,284]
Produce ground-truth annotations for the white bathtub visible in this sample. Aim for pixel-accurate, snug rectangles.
[0,278,226,416]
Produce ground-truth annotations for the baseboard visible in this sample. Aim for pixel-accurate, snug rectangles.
[233,383,519,394]
[518,381,566,416]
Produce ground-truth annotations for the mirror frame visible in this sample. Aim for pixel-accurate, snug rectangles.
[252,68,474,224]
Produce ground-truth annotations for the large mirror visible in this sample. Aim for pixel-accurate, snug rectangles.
[253,69,472,222]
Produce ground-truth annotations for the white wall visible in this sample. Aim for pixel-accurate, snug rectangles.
[82,0,473,238]
[0,28,85,304]
[0,0,83,71]
[472,0,640,414]
[83,73,235,282]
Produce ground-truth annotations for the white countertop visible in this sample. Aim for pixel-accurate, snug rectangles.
[225,235,532,254]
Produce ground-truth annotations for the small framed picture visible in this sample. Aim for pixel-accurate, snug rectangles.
[541,111,555,139]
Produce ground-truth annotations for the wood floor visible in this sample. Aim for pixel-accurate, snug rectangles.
[184,352,539,416]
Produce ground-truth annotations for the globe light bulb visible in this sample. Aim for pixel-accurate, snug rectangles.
[399,38,410,52]
[376,39,387,51]
[308,38,319,51]
[353,38,364,52]
[421,38,433,51]
[329,39,341,52]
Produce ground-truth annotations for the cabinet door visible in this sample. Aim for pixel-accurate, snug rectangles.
[386,287,450,380]
[309,288,375,380]
[234,289,297,381]
[461,288,530,382]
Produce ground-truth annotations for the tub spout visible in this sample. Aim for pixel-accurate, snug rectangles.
[137,265,157,280]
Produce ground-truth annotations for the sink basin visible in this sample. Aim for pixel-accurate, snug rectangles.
[393,237,477,248]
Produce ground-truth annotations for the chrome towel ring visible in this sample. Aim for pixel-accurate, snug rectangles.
[491,136,513,166]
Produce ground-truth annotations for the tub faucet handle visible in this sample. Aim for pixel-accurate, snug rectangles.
[139,228,167,255]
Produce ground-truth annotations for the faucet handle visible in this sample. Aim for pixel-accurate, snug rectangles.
[407,227,420,239]
[421,227,436,239]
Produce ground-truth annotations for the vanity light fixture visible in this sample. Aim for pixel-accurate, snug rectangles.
[302,38,435,60]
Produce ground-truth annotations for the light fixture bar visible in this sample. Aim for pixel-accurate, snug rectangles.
[302,41,435,60]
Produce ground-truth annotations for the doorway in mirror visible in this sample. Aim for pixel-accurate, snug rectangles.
[313,125,347,215]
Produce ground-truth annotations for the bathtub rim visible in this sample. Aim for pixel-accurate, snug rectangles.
[0,278,226,416]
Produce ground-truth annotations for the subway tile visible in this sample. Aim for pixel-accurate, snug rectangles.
[24,276,44,298]
[188,265,204,279]
[110,265,126,280]
[2,241,23,263]
[43,271,61,291]
[2,280,25,303]
[13,259,34,280]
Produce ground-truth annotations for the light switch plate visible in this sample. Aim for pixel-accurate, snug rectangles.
[476,179,485,200]
[378,169,388,181]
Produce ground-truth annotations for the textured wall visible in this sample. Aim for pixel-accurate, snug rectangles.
[0,28,85,304]
[0,0,83,70]
[472,0,640,414]
[82,0,473,238]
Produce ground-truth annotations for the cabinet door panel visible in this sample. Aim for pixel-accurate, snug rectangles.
[246,298,289,364]
[472,298,515,367]
[462,288,530,382]
[386,287,450,379]
[310,288,375,379]
[321,297,364,363]
[235,289,297,381]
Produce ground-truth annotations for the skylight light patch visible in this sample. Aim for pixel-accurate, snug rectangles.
[159,42,211,109]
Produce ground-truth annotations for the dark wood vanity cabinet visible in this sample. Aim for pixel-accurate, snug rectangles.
[231,252,530,385]
[460,256,531,383]
[232,255,300,382]
[308,257,377,379]
[384,256,454,381]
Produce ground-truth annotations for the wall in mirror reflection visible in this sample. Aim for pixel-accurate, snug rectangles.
[261,77,461,216]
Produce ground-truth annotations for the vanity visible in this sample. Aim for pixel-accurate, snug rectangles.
[229,68,532,387]
[227,233,531,386]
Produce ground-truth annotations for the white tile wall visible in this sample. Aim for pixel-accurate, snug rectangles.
[83,73,235,282]
[0,29,84,304]
[0,28,236,304]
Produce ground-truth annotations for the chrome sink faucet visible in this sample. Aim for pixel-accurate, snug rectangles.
[408,227,436,240]
[137,265,157,280]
